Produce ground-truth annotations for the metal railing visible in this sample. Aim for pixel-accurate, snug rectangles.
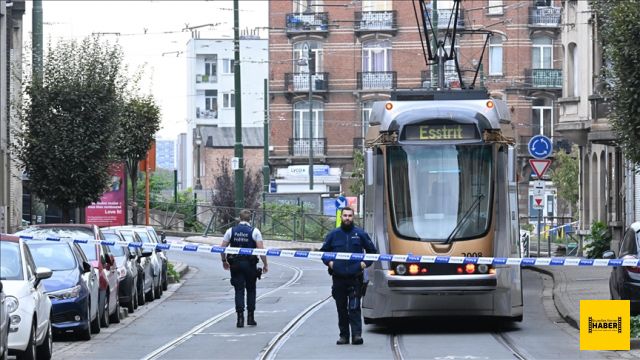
[196,107,217,119]
[354,10,397,32]
[285,12,329,34]
[526,69,562,89]
[284,72,329,92]
[196,74,217,83]
[288,138,327,157]
[357,71,396,90]
[434,9,465,29]
[529,7,561,27]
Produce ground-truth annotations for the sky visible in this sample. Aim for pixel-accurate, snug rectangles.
[22,0,269,141]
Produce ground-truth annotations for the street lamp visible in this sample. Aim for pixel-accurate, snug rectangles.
[194,128,203,190]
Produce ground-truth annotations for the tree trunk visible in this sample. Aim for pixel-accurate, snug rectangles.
[128,160,139,226]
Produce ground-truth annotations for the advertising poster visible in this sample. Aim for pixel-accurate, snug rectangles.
[86,163,126,226]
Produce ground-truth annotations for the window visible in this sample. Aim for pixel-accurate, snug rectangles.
[204,56,217,80]
[294,41,323,73]
[222,59,234,74]
[293,100,324,138]
[532,98,553,138]
[294,0,322,13]
[361,101,373,131]
[532,37,553,69]
[568,43,579,97]
[489,35,503,75]
[223,93,235,108]
[362,40,391,72]
[534,0,552,6]
[488,0,503,15]
[205,90,217,111]
[362,0,390,11]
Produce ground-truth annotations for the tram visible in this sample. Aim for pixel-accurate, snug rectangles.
[361,90,523,323]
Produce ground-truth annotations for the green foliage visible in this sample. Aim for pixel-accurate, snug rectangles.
[592,1,640,164]
[632,316,640,338]
[550,146,579,210]
[583,221,612,259]
[262,202,333,242]
[16,37,125,220]
[521,223,534,232]
[167,262,180,283]
[350,149,365,196]
[210,157,263,226]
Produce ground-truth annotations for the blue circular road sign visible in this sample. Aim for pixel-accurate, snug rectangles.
[335,196,347,210]
[528,135,553,159]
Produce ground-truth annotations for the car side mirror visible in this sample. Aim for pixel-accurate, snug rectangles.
[602,250,616,260]
[160,231,167,244]
[35,267,52,287]
[129,253,137,260]
[0,280,3,292]
[82,261,92,273]
[141,250,153,257]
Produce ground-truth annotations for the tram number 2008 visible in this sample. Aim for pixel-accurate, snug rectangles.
[462,252,483,257]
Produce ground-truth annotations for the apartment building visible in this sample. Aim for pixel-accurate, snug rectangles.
[557,1,628,247]
[268,0,564,220]
[185,36,268,191]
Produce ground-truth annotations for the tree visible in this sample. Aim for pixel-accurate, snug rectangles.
[16,37,125,222]
[550,146,579,217]
[114,95,161,224]
[592,1,640,163]
[349,149,365,196]
[210,157,262,226]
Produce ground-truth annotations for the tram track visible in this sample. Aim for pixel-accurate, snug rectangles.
[390,334,405,360]
[142,261,305,360]
[491,331,530,360]
[257,295,332,360]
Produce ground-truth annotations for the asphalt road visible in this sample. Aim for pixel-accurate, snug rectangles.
[48,251,630,359]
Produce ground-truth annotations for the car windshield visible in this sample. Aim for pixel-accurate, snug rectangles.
[104,233,126,257]
[0,242,24,280]
[387,144,493,241]
[78,243,98,261]
[29,243,77,271]
[18,226,95,240]
[119,230,135,242]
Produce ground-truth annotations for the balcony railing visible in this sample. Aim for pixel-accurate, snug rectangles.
[357,71,397,90]
[196,74,217,83]
[527,69,562,89]
[285,12,329,36]
[196,107,217,120]
[434,9,465,29]
[288,138,327,157]
[354,10,397,33]
[529,7,561,27]
[285,72,329,92]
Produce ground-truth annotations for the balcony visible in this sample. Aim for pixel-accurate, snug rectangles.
[354,10,397,35]
[285,72,329,93]
[357,71,397,91]
[526,69,562,89]
[529,7,561,28]
[285,12,329,38]
[288,138,327,157]
[435,9,465,29]
[196,74,217,83]
[196,107,217,120]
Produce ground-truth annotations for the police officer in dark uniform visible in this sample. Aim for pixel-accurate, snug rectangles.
[321,206,377,345]
[220,209,268,328]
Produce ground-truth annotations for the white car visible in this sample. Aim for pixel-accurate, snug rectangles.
[0,280,8,360]
[0,234,53,360]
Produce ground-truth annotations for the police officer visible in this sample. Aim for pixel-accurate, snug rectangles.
[220,209,268,328]
[321,206,377,345]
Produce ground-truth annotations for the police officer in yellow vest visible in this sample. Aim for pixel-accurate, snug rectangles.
[220,209,268,327]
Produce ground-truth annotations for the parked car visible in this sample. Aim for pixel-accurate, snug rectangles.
[26,240,100,340]
[110,229,152,306]
[102,231,139,313]
[604,222,640,314]
[0,280,8,360]
[17,224,121,328]
[0,234,52,359]
[143,226,169,291]
[104,226,162,301]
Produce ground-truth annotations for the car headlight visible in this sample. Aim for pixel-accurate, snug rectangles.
[6,296,18,313]
[47,285,82,300]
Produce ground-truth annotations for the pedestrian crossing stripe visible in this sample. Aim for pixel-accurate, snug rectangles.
[14,235,629,267]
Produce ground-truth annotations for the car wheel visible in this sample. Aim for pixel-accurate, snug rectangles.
[110,295,121,324]
[1,342,7,360]
[100,295,110,328]
[16,319,36,360]
[146,281,155,302]
[89,299,100,335]
[36,321,52,360]
[162,269,168,291]
[128,284,136,313]
[138,277,146,306]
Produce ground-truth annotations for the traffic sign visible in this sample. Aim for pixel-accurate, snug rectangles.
[335,196,347,210]
[528,135,553,159]
[529,159,552,178]
[532,194,544,210]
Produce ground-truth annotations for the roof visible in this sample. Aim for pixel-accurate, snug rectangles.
[32,224,94,229]
[200,127,264,148]
[0,234,20,242]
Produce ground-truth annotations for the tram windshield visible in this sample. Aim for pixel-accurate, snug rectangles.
[387,144,493,241]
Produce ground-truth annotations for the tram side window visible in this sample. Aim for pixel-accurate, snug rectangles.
[619,229,638,257]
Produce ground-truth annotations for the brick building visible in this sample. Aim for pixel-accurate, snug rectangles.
[268,0,564,221]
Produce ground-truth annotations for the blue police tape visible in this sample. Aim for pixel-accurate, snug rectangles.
[16,235,632,267]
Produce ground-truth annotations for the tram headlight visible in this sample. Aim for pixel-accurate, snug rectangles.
[395,264,407,275]
[477,264,489,274]
[408,264,420,275]
[465,264,475,274]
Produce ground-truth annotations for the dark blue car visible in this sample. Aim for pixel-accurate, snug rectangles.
[26,241,101,340]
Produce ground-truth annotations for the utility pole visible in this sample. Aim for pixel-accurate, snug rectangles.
[431,0,439,88]
[262,79,269,203]
[233,0,244,210]
[307,43,314,190]
[32,0,43,83]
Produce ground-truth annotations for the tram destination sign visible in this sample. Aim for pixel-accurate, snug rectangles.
[401,123,479,141]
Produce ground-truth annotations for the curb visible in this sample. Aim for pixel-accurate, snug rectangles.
[524,265,579,330]
[168,261,189,283]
